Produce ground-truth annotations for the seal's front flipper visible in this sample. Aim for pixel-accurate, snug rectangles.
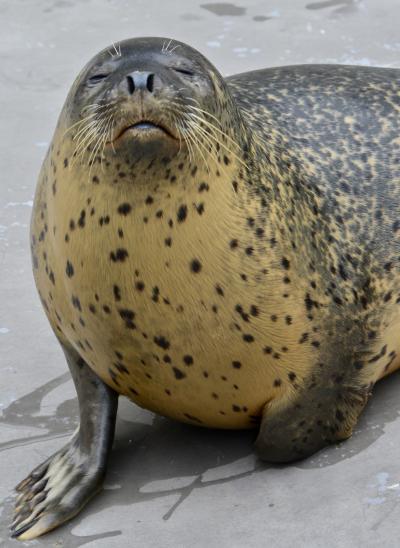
[254,383,371,464]
[11,346,118,540]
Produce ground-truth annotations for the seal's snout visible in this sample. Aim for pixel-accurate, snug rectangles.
[117,69,163,100]
[125,71,156,95]
[107,68,181,148]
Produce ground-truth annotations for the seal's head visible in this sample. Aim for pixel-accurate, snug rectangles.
[61,37,243,174]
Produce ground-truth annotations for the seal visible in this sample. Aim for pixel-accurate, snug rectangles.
[12,36,400,539]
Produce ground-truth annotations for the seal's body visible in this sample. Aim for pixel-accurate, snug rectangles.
[12,38,400,540]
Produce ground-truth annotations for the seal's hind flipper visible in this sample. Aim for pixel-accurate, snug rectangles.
[254,382,371,464]
[11,345,118,540]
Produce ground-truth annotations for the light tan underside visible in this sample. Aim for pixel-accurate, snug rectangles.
[31,135,400,430]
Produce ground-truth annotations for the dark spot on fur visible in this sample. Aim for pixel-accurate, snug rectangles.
[199,182,209,192]
[190,259,202,273]
[110,248,129,262]
[281,257,290,270]
[215,284,224,296]
[118,203,132,215]
[183,355,194,366]
[173,367,186,380]
[66,260,74,278]
[78,210,86,228]
[71,295,82,311]
[154,335,170,350]
[177,204,188,223]
[113,285,121,301]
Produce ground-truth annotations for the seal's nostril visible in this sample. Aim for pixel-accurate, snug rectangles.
[125,71,155,95]
[126,75,135,95]
[147,74,155,93]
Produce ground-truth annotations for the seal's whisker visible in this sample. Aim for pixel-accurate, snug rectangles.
[71,118,106,166]
[187,114,247,168]
[103,114,115,150]
[186,119,227,175]
[184,123,211,173]
[186,117,236,178]
[165,39,173,54]
[181,99,243,150]
[192,118,246,167]
[183,127,194,164]
[64,111,106,140]
[72,108,112,141]
[99,114,115,172]
[169,101,220,171]
[179,120,194,164]
[101,109,117,144]
[71,104,117,165]
[62,113,99,139]
[72,120,99,143]
[81,103,108,113]
[186,107,242,149]
[170,114,182,154]
[71,137,97,167]
[192,125,217,161]
[87,124,108,180]
[72,125,100,161]
[187,108,226,136]
[87,115,111,166]
[186,116,218,172]
[168,104,197,162]
[194,133,214,174]
[184,95,201,107]
[186,103,222,124]
[191,117,232,153]
[98,122,111,172]
[108,41,122,59]
[71,128,97,161]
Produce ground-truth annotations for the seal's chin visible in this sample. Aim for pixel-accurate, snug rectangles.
[111,121,178,144]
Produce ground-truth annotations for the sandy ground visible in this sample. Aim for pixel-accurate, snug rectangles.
[1,0,400,546]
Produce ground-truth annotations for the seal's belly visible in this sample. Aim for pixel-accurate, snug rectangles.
[32,154,400,429]
[65,295,278,429]
[37,199,294,429]
[90,329,269,429]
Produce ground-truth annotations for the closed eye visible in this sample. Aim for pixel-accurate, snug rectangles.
[88,74,109,85]
[173,67,195,77]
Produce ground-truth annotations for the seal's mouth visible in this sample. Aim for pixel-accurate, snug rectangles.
[112,120,178,143]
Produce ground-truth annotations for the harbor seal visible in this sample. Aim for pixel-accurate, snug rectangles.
[12,37,400,539]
